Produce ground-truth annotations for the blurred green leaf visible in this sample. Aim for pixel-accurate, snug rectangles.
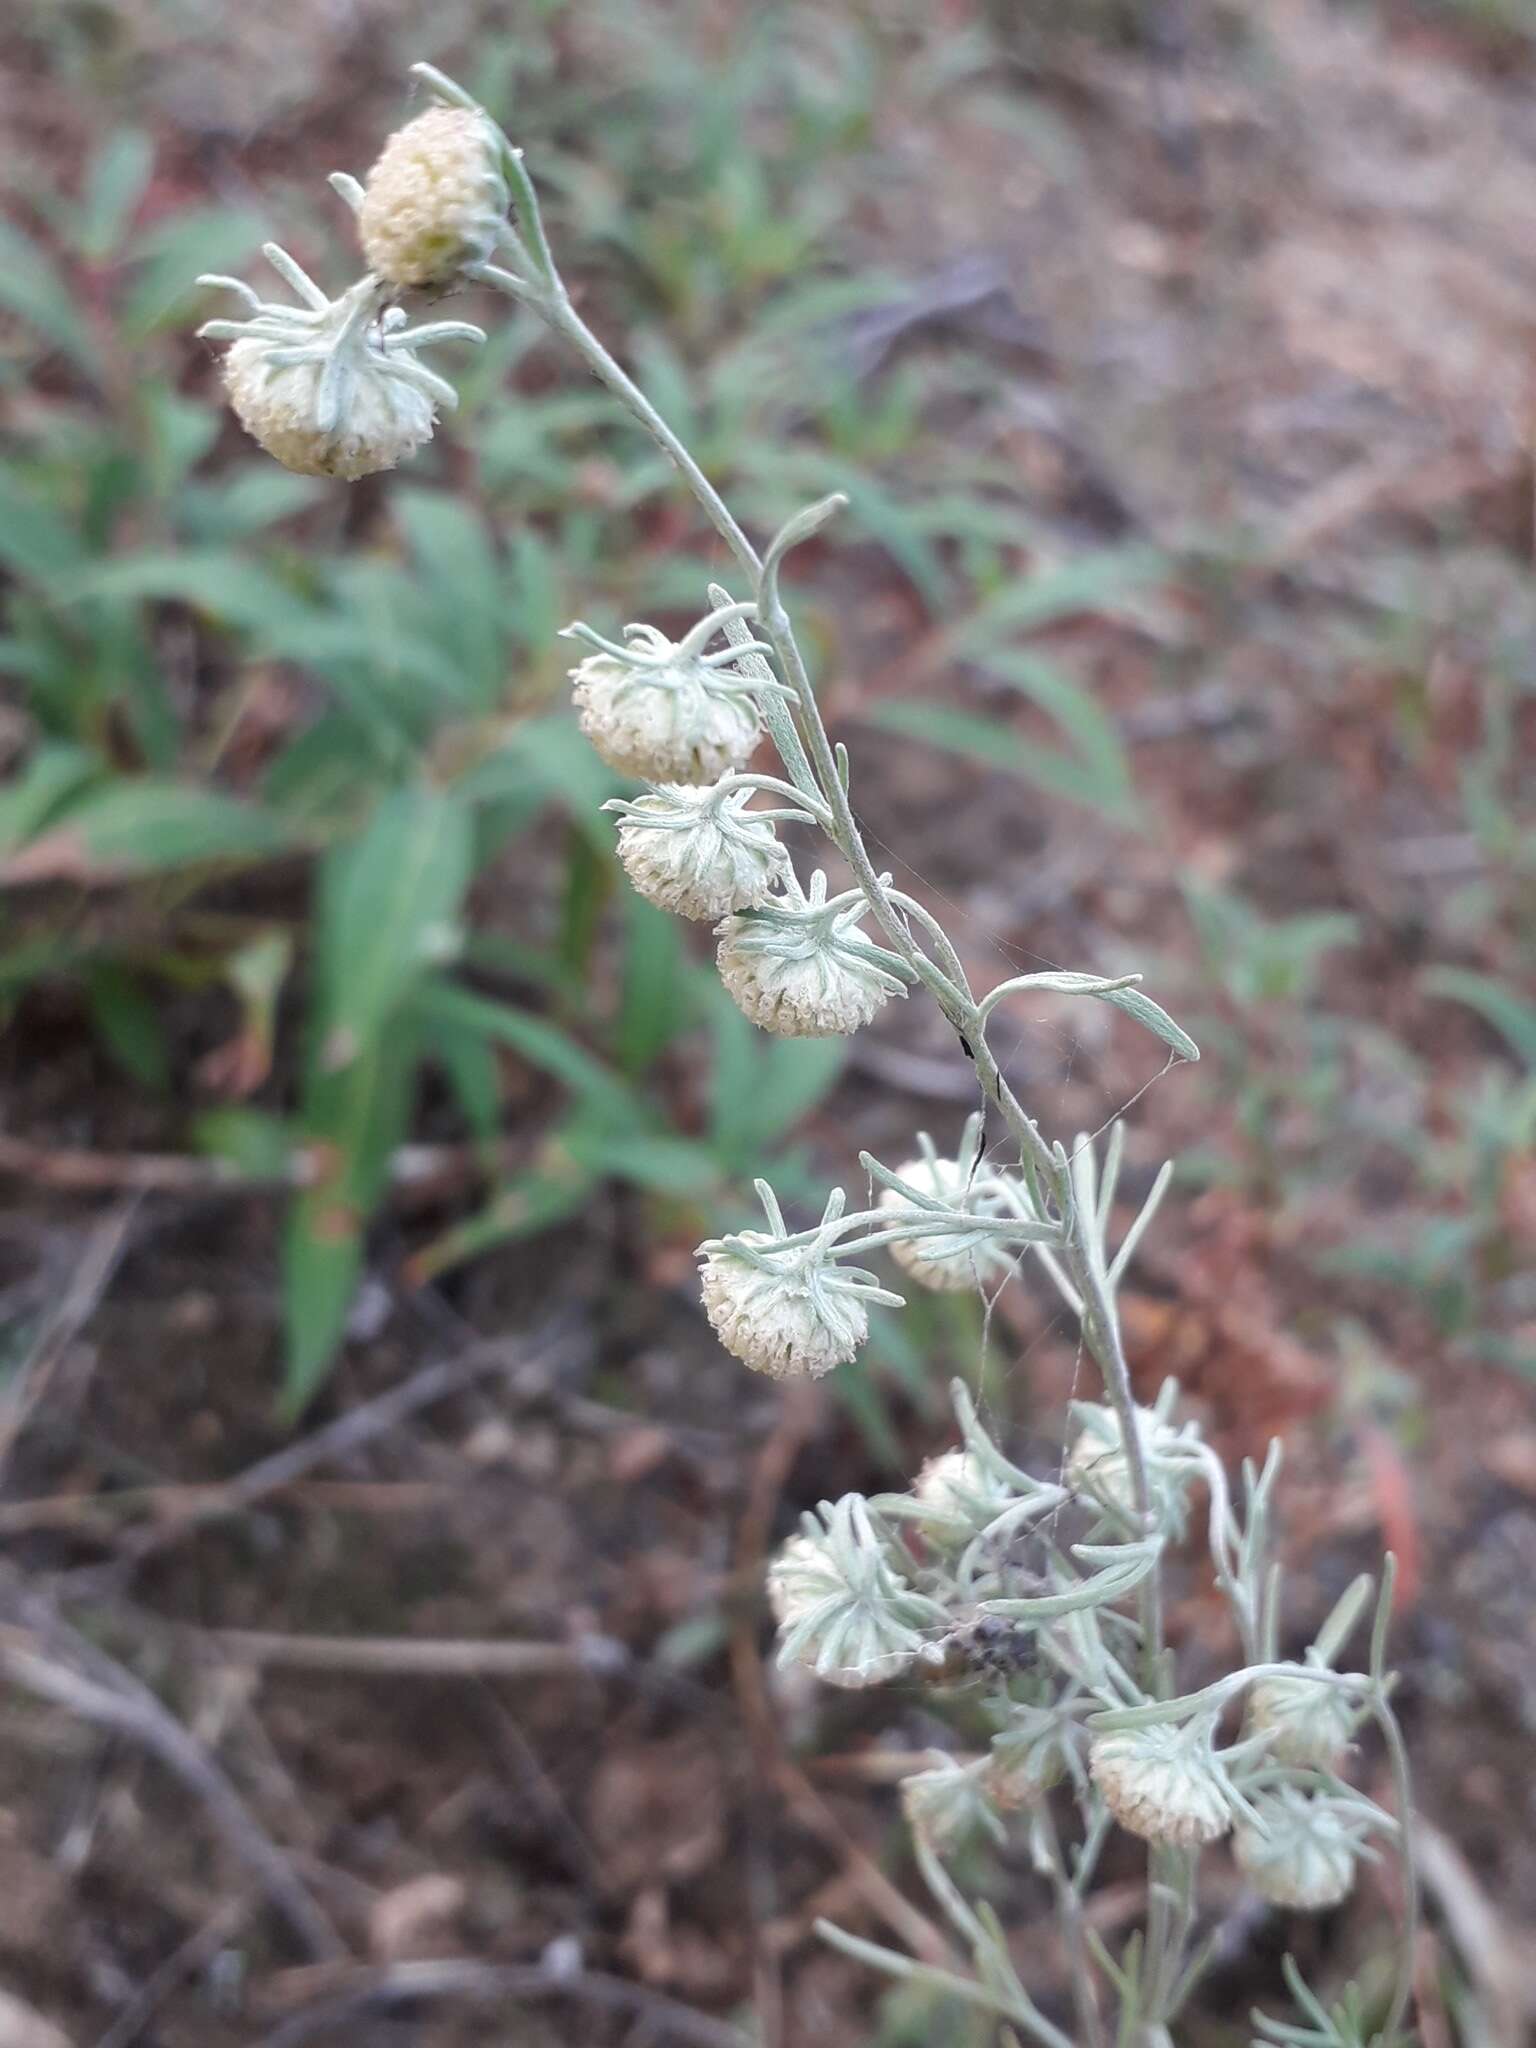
[65,551,309,634]
[569,1129,721,1195]
[193,1107,294,1181]
[619,893,691,1076]
[0,743,103,854]
[123,204,266,336]
[0,473,87,585]
[0,218,102,378]
[951,543,1169,649]
[313,785,473,1064]
[415,979,642,1127]
[84,963,170,1090]
[76,129,156,262]
[283,1018,420,1413]
[986,649,1137,815]
[1424,967,1536,1068]
[4,780,285,877]
[407,1151,595,1286]
[871,699,1137,818]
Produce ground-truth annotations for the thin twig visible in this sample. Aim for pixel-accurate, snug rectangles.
[209,1630,625,1679]
[0,1609,344,1960]
[93,1899,251,2048]
[0,1201,139,1484]
[257,1958,752,2048]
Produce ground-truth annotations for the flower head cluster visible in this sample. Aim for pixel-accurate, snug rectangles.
[1234,1787,1380,1911]
[767,1494,948,1689]
[566,615,776,784]
[603,779,807,921]
[697,1182,904,1380]
[1089,1715,1238,1848]
[358,104,509,287]
[198,246,482,479]
[716,868,912,1037]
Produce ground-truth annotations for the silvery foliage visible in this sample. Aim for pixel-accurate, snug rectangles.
[199,64,1419,2048]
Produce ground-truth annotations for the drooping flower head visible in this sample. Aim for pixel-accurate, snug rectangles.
[1234,1787,1381,1911]
[1066,1386,1200,1535]
[697,1181,904,1379]
[358,103,510,287]
[1245,1670,1364,1773]
[716,867,913,1037]
[198,245,482,479]
[565,607,781,784]
[767,1493,948,1689]
[872,1114,1023,1293]
[1089,1713,1239,1848]
[603,778,809,921]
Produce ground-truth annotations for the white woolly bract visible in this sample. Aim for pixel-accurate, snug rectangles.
[359,106,509,286]
[1234,1789,1360,1910]
[1089,1722,1234,1848]
[699,1240,867,1379]
[715,926,889,1037]
[613,784,785,920]
[223,336,437,479]
[572,655,761,784]
[1245,1673,1361,1772]
[880,1155,1003,1292]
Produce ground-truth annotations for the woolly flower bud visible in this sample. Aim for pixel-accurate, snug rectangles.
[1245,1671,1363,1772]
[1234,1789,1368,1911]
[1090,1717,1235,1848]
[603,780,801,921]
[199,249,481,480]
[985,1703,1078,1807]
[914,1449,988,1518]
[358,105,509,287]
[901,1754,1005,1855]
[716,868,911,1038]
[697,1182,904,1380]
[1066,1395,1197,1534]
[769,1494,947,1689]
[878,1154,1013,1293]
[566,613,773,785]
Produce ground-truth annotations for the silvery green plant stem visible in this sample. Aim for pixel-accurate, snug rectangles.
[477,256,1166,1680]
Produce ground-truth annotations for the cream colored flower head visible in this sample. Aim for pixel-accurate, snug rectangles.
[715,867,912,1038]
[359,105,509,287]
[1234,1788,1376,1911]
[1066,1391,1198,1535]
[768,1494,948,1690]
[696,1181,903,1380]
[565,614,774,785]
[1089,1715,1236,1848]
[604,779,806,922]
[1245,1670,1363,1773]
[199,248,482,480]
